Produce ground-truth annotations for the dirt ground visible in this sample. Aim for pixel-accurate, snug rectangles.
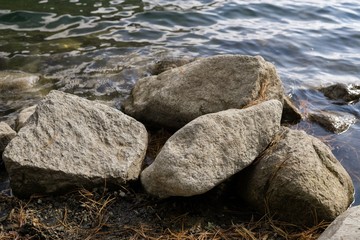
[0,178,328,240]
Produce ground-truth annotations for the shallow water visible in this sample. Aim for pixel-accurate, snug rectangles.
[0,0,359,204]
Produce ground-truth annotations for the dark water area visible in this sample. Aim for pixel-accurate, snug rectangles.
[0,0,359,204]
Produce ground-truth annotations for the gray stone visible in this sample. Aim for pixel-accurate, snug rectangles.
[318,206,360,240]
[2,90,148,197]
[238,127,354,226]
[281,95,302,124]
[320,83,360,102]
[16,105,37,131]
[141,100,283,198]
[0,122,16,153]
[0,70,39,93]
[123,54,284,129]
[308,111,356,134]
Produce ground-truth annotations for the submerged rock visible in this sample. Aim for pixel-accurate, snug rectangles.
[0,122,16,153]
[320,83,360,102]
[123,54,284,129]
[2,90,148,197]
[141,100,283,198]
[318,206,360,240]
[0,70,39,93]
[16,105,37,131]
[308,111,356,134]
[238,127,354,226]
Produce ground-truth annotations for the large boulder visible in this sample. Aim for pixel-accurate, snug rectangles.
[238,127,354,226]
[2,90,148,197]
[141,100,283,198]
[123,55,284,129]
[318,206,360,240]
[0,122,16,153]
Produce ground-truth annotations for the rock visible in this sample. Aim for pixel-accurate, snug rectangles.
[141,100,283,198]
[281,95,302,124]
[16,105,37,131]
[123,54,284,129]
[150,57,196,75]
[308,111,356,134]
[318,206,360,240]
[320,83,360,102]
[0,70,39,93]
[238,127,354,226]
[0,122,16,153]
[2,90,148,197]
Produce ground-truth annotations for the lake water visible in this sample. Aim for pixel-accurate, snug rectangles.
[0,0,359,204]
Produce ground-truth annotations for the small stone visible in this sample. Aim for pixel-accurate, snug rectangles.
[308,111,356,134]
[319,83,360,102]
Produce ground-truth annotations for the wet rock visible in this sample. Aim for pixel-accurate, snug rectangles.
[320,83,360,102]
[0,70,39,93]
[281,95,302,124]
[238,127,354,226]
[123,54,284,129]
[141,100,283,198]
[0,122,16,153]
[2,90,148,197]
[308,111,356,134]
[318,206,360,240]
[150,57,196,75]
[16,105,37,131]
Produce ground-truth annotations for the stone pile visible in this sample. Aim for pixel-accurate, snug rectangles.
[0,55,355,228]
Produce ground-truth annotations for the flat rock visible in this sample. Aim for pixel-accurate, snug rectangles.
[123,54,284,129]
[320,83,360,102]
[238,127,354,226]
[0,70,39,93]
[2,90,148,197]
[141,100,283,198]
[16,105,37,131]
[318,206,360,240]
[308,111,356,134]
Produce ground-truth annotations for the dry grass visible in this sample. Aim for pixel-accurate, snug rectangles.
[0,188,115,240]
[121,216,328,240]
[0,186,329,240]
[243,79,270,109]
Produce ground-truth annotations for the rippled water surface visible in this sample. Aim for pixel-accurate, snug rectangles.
[0,0,360,204]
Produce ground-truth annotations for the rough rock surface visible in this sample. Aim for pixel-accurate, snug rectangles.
[141,100,283,198]
[320,83,360,102]
[123,54,284,129]
[0,70,39,93]
[0,122,16,153]
[308,111,356,134]
[2,90,148,197]
[281,95,302,124]
[16,105,37,131]
[238,127,354,226]
[318,206,360,240]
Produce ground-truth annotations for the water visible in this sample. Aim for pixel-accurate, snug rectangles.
[0,0,359,204]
